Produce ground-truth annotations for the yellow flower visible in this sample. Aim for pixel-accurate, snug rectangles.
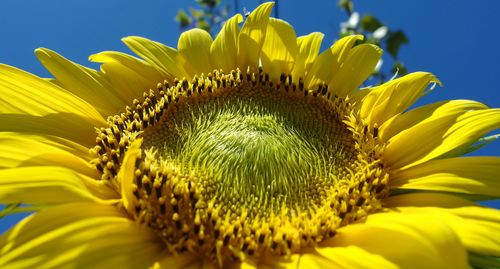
[1,2,499,268]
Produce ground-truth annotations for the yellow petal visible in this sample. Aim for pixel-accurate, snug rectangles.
[291,32,324,82]
[383,192,476,208]
[35,48,125,115]
[389,157,500,198]
[389,206,500,257]
[0,166,117,205]
[151,253,199,269]
[383,106,499,169]
[210,14,243,72]
[360,72,441,127]
[261,18,298,80]
[0,132,96,178]
[230,254,300,269]
[326,212,468,269]
[228,260,258,269]
[122,36,188,80]
[383,192,500,257]
[119,138,143,216]
[304,35,362,91]
[237,2,274,70]
[0,113,98,149]
[449,207,500,257]
[0,64,104,147]
[439,109,500,157]
[0,203,163,269]
[0,64,104,125]
[178,28,214,76]
[299,246,397,269]
[380,99,487,142]
[329,43,382,96]
[90,51,165,103]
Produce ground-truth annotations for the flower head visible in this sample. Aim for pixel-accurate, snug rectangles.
[1,3,499,268]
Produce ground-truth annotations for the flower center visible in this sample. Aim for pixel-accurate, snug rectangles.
[142,75,355,216]
[91,68,389,266]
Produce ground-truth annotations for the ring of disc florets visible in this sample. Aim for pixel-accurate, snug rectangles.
[89,67,390,266]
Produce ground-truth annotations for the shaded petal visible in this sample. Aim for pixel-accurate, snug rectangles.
[383,192,476,208]
[150,253,200,269]
[35,48,125,115]
[0,132,95,177]
[325,212,468,269]
[261,18,298,80]
[178,28,214,76]
[329,43,382,96]
[237,2,274,70]
[291,32,324,83]
[304,35,362,91]
[90,51,165,103]
[299,246,397,269]
[389,157,500,198]
[380,99,487,142]
[0,166,118,205]
[383,106,499,169]
[360,72,440,127]
[122,36,188,80]
[437,109,500,157]
[0,64,104,125]
[119,139,143,216]
[229,255,300,269]
[211,14,243,72]
[0,113,98,149]
[0,203,164,269]
[386,205,500,257]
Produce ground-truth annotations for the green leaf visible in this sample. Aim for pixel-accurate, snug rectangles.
[189,8,205,20]
[468,252,500,269]
[386,30,409,58]
[175,9,192,28]
[390,61,408,77]
[196,20,211,33]
[338,0,353,14]
[196,0,219,8]
[360,14,383,32]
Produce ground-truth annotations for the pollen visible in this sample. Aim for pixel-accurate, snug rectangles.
[90,68,389,266]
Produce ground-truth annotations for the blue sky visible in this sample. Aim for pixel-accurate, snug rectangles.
[0,1,499,232]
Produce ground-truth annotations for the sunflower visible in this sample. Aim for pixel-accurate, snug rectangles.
[1,2,499,268]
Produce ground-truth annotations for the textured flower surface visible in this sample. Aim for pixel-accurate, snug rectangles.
[1,3,500,269]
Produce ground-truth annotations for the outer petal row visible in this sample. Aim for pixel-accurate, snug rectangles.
[359,72,441,127]
[89,51,165,104]
[0,132,95,177]
[304,35,362,91]
[35,49,126,115]
[237,2,274,71]
[210,14,243,71]
[385,193,500,263]
[389,157,500,199]
[0,64,104,125]
[291,32,323,83]
[384,108,500,169]
[0,203,169,269]
[321,211,468,269]
[122,36,189,80]
[0,166,117,205]
[261,18,298,80]
[178,28,214,75]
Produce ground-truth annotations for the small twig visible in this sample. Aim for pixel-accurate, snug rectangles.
[274,0,279,18]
